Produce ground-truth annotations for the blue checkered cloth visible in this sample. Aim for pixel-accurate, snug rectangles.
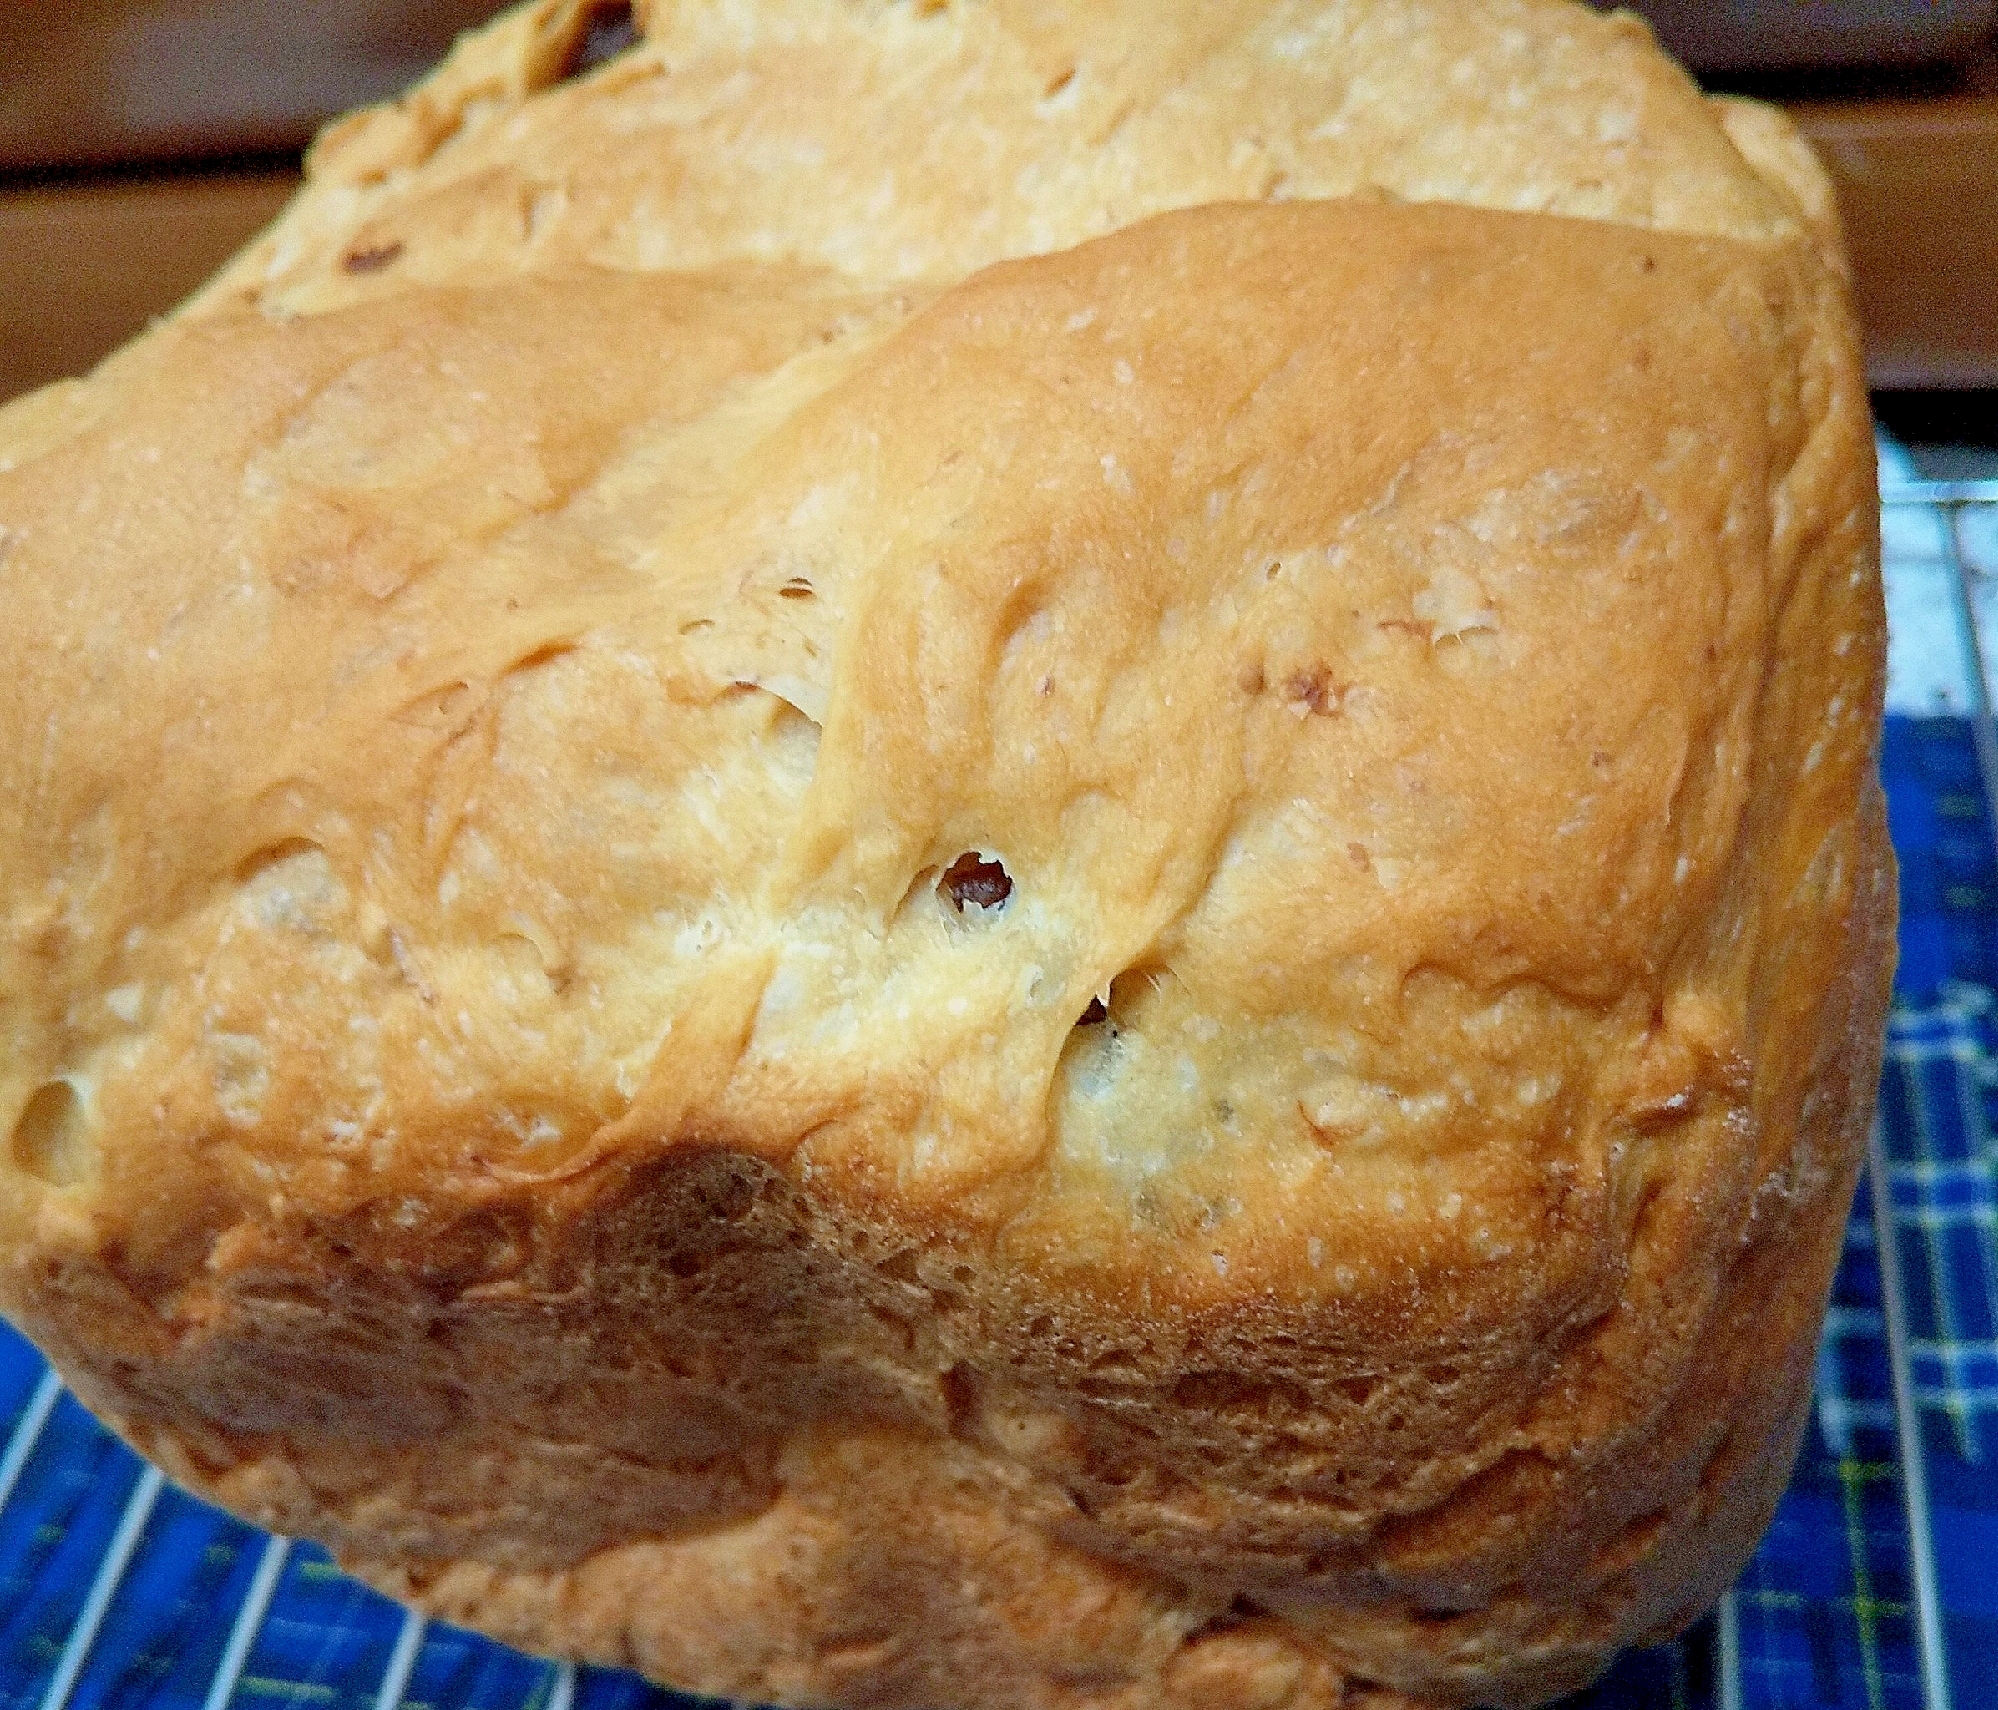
[4,604,1998,1708]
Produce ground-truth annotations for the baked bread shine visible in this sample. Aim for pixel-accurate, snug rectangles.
[0,3,1891,1706]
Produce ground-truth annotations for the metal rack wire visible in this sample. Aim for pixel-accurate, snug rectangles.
[1,469,1995,1710]
[1896,480,1998,860]
[1791,469,1998,1710]
[1874,472,1998,1710]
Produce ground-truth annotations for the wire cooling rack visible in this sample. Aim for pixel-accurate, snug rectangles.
[1,442,1995,1710]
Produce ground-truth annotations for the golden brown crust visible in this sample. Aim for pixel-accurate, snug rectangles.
[0,3,1887,1708]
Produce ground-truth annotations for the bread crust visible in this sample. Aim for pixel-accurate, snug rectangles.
[0,4,1888,1707]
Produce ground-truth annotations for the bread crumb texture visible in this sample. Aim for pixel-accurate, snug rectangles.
[0,3,1888,1707]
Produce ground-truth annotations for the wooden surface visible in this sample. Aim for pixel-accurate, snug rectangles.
[0,2,504,173]
[0,92,1994,407]
[0,171,296,406]
[1793,93,1998,391]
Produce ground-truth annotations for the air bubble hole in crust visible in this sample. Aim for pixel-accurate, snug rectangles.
[341,242,403,275]
[1074,965,1158,1029]
[11,1079,93,1187]
[234,836,326,884]
[939,852,1011,913]
[567,2,640,79]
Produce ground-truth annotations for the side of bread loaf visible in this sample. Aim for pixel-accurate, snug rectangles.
[0,4,1888,1707]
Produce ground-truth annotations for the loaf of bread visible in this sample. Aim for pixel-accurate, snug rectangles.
[0,3,1891,1706]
